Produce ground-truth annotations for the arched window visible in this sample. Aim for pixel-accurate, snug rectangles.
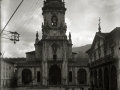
[111,65,117,90]
[22,69,32,84]
[51,15,58,26]
[37,71,40,82]
[77,69,87,84]
[69,71,72,82]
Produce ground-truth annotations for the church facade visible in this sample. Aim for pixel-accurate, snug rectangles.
[16,0,89,87]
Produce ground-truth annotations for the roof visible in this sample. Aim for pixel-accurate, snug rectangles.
[69,58,89,67]
[105,27,120,39]
[3,58,26,64]
[46,0,62,2]
[26,51,35,54]
[86,27,120,54]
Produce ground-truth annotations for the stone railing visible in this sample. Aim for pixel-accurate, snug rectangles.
[47,58,62,61]
[43,36,67,40]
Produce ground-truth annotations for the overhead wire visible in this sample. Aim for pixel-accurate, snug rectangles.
[0,0,24,35]
[15,0,40,33]
[19,0,43,35]
[19,0,42,34]
[21,8,41,36]
[10,0,37,33]
[2,32,11,38]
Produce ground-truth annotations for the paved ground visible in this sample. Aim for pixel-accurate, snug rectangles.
[2,86,90,90]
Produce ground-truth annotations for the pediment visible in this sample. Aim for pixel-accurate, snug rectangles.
[90,32,106,50]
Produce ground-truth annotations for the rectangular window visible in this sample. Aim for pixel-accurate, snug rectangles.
[53,55,57,61]
[9,66,11,70]
[94,52,96,60]
[6,73,7,77]
[6,65,7,70]
[3,64,5,69]
[111,46,114,55]
[3,72,5,77]
[104,50,106,56]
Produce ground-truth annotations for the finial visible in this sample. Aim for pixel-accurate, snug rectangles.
[69,32,71,41]
[98,17,101,33]
[42,23,44,28]
[36,31,39,38]
[35,31,39,43]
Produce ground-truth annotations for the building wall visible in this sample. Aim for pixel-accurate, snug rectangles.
[1,60,14,87]
[87,28,120,90]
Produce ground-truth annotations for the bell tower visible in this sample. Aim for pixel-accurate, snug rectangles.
[42,0,67,37]
[35,0,73,86]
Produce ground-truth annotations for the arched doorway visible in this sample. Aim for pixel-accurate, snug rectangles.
[90,71,93,86]
[94,70,97,88]
[37,71,40,82]
[104,67,109,90]
[22,69,32,84]
[99,69,103,89]
[49,64,61,85]
[111,65,117,90]
[77,69,87,84]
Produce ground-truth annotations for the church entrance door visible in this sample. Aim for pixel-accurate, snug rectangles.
[22,69,32,84]
[49,64,61,85]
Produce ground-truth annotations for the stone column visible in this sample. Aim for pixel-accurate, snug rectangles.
[109,66,111,90]
[102,67,104,90]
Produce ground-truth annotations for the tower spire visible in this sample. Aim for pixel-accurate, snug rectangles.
[98,17,101,33]
[69,32,71,41]
[35,31,39,43]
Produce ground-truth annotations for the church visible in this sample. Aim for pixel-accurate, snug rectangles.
[15,0,89,87]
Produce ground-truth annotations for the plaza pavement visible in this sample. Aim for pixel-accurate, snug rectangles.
[2,86,90,90]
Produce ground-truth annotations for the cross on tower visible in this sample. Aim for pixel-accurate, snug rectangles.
[98,17,101,33]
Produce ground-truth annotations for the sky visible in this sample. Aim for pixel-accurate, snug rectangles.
[1,0,120,57]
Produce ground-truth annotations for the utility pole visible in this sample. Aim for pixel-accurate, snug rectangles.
[0,0,2,89]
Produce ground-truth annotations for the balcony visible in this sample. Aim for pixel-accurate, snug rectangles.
[90,54,116,68]
[47,58,63,63]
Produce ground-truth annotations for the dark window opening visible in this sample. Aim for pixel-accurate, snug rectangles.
[53,55,57,61]
[37,71,40,82]
[111,46,114,55]
[51,16,58,26]
[69,71,72,82]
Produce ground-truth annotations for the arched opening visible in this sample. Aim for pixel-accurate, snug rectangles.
[51,15,58,26]
[22,69,32,84]
[90,71,93,86]
[37,71,40,82]
[49,64,61,85]
[104,67,109,90]
[69,71,72,82]
[99,69,103,88]
[77,69,87,84]
[111,65,117,90]
[94,70,97,88]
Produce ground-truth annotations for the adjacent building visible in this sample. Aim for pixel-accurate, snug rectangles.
[1,58,14,87]
[86,26,120,90]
